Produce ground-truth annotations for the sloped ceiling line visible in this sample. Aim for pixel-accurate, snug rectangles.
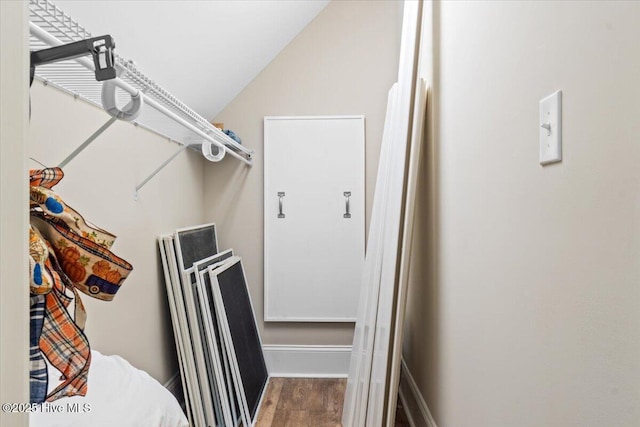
[54,0,330,121]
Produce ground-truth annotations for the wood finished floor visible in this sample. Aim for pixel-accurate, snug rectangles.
[255,378,410,427]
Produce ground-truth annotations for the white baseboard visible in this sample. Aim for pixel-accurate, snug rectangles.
[398,358,437,427]
[262,344,351,378]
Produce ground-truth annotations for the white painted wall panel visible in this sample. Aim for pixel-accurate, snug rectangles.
[264,116,365,322]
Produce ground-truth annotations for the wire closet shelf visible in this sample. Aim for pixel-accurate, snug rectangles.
[29,0,253,166]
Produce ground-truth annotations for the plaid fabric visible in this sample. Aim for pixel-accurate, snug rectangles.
[39,257,91,402]
[27,167,131,402]
[29,295,48,403]
[30,167,64,189]
[28,168,91,402]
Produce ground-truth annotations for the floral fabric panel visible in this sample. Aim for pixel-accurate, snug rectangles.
[30,185,116,249]
[32,214,133,301]
[28,167,133,402]
[29,226,53,295]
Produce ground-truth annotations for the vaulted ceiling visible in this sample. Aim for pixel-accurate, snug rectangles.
[55,0,330,121]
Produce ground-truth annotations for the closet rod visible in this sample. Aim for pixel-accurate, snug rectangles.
[30,22,252,166]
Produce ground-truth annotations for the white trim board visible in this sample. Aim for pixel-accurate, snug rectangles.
[264,115,365,121]
[0,3,29,426]
[262,345,352,378]
[398,359,437,427]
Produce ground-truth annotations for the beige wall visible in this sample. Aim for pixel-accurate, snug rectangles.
[204,0,402,345]
[404,1,640,426]
[0,2,30,426]
[29,82,206,383]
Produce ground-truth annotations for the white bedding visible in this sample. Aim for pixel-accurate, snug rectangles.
[30,350,188,427]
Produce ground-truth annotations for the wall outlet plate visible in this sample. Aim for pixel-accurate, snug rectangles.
[539,90,562,165]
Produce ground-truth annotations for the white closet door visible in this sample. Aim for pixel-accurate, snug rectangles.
[264,116,365,322]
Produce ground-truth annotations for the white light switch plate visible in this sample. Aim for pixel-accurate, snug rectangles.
[539,90,562,165]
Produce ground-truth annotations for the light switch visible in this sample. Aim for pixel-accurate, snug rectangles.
[539,90,562,165]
